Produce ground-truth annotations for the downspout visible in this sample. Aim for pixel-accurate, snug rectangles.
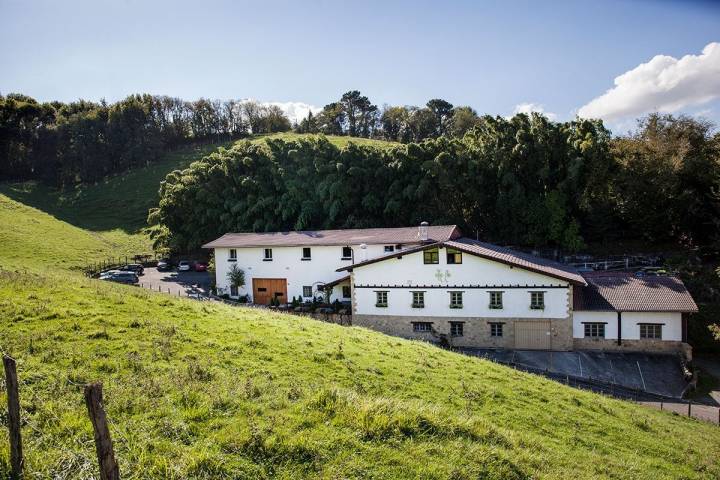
[617,311,622,346]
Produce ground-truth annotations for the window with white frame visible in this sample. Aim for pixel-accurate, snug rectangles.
[375,291,388,307]
[489,291,503,309]
[384,245,395,252]
[584,323,605,338]
[490,322,504,337]
[530,291,545,309]
[411,291,425,308]
[449,291,463,309]
[341,246,352,259]
[342,286,351,298]
[263,248,273,261]
[412,322,432,332]
[450,322,464,336]
[229,249,237,261]
[302,286,313,297]
[302,247,311,260]
[230,285,238,296]
[640,324,662,339]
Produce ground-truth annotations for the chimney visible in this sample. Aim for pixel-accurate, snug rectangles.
[419,221,429,242]
[359,243,368,262]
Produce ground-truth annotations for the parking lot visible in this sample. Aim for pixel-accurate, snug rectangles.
[461,348,689,398]
[138,267,212,297]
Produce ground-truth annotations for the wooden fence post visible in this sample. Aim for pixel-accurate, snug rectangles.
[3,355,23,479]
[84,383,119,480]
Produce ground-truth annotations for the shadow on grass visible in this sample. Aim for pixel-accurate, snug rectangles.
[0,143,227,233]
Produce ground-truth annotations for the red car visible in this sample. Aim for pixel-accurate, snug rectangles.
[193,262,208,272]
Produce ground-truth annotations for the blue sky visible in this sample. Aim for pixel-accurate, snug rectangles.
[1,0,719,133]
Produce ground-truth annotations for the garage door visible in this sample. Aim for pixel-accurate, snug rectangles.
[515,321,552,350]
[252,278,287,305]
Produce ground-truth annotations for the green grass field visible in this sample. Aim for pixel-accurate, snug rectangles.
[1,270,719,479]
[1,134,719,478]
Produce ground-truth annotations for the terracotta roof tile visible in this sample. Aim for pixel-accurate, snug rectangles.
[202,225,460,248]
[574,272,698,312]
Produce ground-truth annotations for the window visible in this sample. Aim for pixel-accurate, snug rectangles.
[584,323,605,338]
[375,291,388,307]
[489,291,503,309]
[530,291,545,309]
[446,248,462,264]
[229,249,237,261]
[423,247,439,264]
[384,245,395,253]
[449,291,463,309]
[450,322,464,337]
[411,291,425,308]
[640,324,663,339]
[230,285,238,296]
[342,286,351,298]
[302,286,313,298]
[263,248,273,261]
[412,322,433,332]
[302,247,311,260]
[342,246,352,259]
[490,323,504,337]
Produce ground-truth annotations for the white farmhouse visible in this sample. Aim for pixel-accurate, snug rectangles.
[203,223,697,354]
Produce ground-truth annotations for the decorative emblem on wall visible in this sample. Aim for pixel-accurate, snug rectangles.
[434,269,452,283]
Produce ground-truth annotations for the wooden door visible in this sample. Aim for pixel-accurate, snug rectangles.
[514,320,552,350]
[252,278,287,305]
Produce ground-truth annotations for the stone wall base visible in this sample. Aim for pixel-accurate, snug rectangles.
[572,338,692,358]
[352,314,573,350]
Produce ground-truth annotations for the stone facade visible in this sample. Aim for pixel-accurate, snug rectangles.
[572,338,691,357]
[352,314,574,350]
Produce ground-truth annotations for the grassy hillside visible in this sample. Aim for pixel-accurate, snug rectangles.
[0,194,150,271]
[1,271,719,479]
[1,133,717,478]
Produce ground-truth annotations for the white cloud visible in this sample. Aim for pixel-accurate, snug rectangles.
[264,101,320,124]
[511,102,557,120]
[578,42,720,121]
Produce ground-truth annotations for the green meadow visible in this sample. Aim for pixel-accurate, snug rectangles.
[0,135,718,479]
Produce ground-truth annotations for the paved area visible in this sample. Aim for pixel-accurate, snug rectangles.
[461,348,689,398]
[138,267,211,298]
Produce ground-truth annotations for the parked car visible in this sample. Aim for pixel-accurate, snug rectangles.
[177,260,191,272]
[119,263,144,275]
[99,271,139,284]
[156,259,172,271]
[193,262,208,272]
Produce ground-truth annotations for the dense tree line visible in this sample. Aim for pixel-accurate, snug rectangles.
[149,113,719,254]
[0,93,291,185]
[296,90,481,141]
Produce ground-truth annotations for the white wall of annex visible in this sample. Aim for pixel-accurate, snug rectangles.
[622,312,682,341]
[573,311,617,338]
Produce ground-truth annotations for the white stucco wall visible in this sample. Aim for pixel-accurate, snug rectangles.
[351,248,571,318]
[213,243,406,301]
[573,311,682,341]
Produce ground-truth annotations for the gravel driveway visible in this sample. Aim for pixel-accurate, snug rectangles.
[138,267,211,297]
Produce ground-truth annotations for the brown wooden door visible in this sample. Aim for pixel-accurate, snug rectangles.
[514,320,552,350]
[252,278,287,305]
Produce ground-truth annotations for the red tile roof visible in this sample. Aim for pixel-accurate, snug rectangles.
[446,239,587,286]
[574,272,698,312]
[337,237,586,286]
[202,225,460,248]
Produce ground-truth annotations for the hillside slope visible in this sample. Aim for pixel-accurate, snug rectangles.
[0,270,719,478]
[0,194,150,271]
